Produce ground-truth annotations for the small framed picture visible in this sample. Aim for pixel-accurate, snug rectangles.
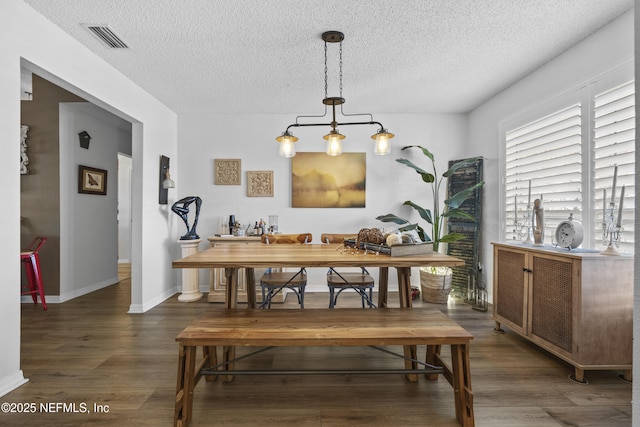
[214,159,241,185]
[78,165,107,195]
[247,170,274,197]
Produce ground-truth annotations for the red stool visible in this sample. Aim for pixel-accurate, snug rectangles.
[21,237,47,310]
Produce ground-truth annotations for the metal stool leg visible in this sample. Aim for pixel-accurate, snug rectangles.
[20,237,48,311]
[21,253,47,310]
[23,257,37,303]
[329,286,336,308]
[32,253,47,310]
[299,284,305,308]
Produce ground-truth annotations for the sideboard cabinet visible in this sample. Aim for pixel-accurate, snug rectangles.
[492,242,632,382]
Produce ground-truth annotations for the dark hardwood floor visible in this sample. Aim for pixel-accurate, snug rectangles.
[1,269,631,426]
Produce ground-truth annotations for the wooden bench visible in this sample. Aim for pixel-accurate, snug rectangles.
[174,308,474,427]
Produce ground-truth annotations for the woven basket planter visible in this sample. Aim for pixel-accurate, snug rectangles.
[420,267,452,304]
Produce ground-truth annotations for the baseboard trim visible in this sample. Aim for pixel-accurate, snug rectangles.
[21,276,121,305]
[0,371,29,398]
[128,287,178,314]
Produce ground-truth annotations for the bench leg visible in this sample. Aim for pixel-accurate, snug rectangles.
[425,344,442,381]
[222,346,236,383]
[203,346,218,382]
[175,345,196,427]
[451,343,474,427]
[174,346,186,426]
[403,345,419,382]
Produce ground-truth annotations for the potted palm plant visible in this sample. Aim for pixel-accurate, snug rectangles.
[376,145,484,302]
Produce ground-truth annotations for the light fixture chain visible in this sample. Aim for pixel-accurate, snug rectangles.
[339,41,343,98]
[324,40,328,99]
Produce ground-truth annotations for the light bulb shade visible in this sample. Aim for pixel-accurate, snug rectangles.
[276,131,298,158]
[323,130,345,156]
[279,140,296,157]
[162,170,175,189]
[371,129,394,155]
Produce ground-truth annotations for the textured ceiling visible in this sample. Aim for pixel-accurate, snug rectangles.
[23,0,633,115]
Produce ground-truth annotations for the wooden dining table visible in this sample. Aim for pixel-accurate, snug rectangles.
[172,242,465,309]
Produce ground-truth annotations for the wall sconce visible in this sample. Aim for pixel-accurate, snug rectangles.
[159,155,175,204]
[78,131,91,149]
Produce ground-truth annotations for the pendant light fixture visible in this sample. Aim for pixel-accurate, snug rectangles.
[275,31,394,157]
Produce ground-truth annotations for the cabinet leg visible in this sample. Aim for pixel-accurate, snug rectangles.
[569,368,588,384]
[620,370,632,383]
[494,321,504,333]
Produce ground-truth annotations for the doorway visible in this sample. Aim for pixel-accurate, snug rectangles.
[118,153,133,266]
[21,72,134,302]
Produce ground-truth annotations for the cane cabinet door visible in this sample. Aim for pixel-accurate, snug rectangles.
[493,245,527,335]
[527,253,576,359]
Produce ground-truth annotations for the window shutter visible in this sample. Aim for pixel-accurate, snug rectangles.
[505,104,582,242]
[593,81,635,253]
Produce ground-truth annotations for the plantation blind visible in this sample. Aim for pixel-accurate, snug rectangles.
[504,103,582,242]
[593,81,635,254]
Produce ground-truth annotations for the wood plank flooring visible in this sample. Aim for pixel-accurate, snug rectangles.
[1,272,631,426]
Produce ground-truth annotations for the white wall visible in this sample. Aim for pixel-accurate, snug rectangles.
[468,11,634,302]
[59,103,130,301]
[177,112,468,291]
[0,0,178,397]
[0,9,27,400]
[118,153,133,263]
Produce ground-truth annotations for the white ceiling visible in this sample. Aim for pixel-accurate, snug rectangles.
[23,0,633,115]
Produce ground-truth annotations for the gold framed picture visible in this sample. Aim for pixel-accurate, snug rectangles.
[292,152,365,207]
[78,165,107,195]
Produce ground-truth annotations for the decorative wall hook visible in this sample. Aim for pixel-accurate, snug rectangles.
[78,130,91,149]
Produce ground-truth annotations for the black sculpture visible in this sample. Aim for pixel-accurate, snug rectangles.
[171,196,202,240]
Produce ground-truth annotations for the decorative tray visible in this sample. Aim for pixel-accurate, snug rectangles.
[343,239,433,257]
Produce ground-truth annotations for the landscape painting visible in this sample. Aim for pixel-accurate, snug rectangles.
[292,152,366,208]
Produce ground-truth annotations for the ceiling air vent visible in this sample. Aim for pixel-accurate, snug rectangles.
[83,24,129,49]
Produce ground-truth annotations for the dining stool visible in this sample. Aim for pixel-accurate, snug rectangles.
[321,233,376,308]
[21,237,48,310]
[259,233,311,308]
[327,268,375,308]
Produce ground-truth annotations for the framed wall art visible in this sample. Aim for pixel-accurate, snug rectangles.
[78,165,107,195]
[214,158,241,185]
[247,171,274,197]
[20,125,29,175]
[291,152,366,208]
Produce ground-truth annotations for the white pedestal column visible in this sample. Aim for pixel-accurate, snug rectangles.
[177,239,203,302]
